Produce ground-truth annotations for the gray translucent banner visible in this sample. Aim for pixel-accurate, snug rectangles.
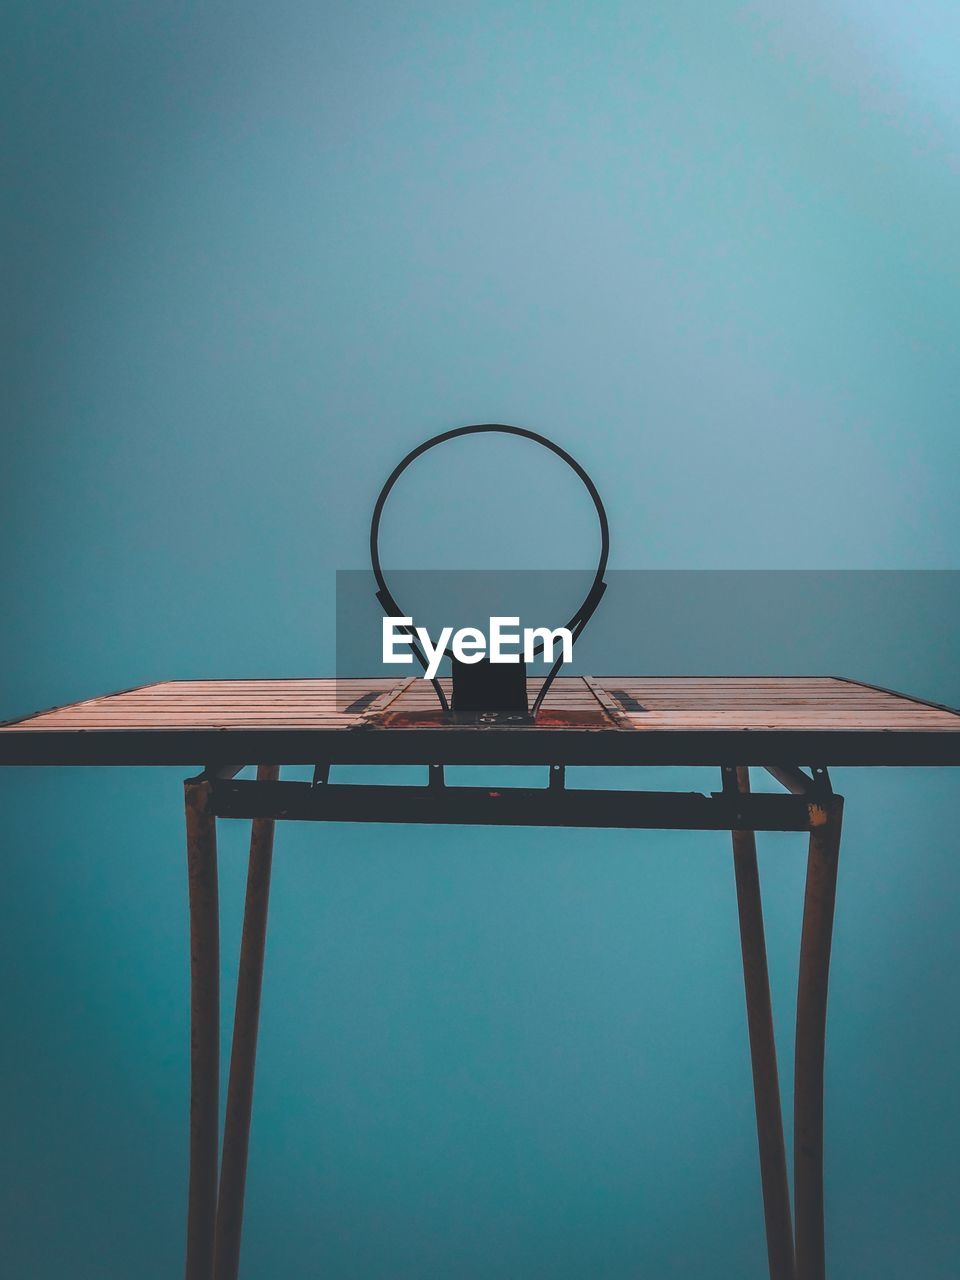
[335,570,960,711]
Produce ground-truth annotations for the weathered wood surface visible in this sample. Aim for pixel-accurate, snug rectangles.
[2,676,958,766]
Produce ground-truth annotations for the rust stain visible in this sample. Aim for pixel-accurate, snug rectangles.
[368,706,615,730]
[534,708,615,728]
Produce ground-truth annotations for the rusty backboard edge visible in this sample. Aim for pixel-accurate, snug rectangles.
[2,728,960,767]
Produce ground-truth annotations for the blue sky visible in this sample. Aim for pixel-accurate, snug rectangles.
[2,3,959,1275]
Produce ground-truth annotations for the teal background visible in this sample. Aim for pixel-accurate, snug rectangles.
[3,3,959,1275]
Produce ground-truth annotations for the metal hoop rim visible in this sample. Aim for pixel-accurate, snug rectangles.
[369,424,610,662]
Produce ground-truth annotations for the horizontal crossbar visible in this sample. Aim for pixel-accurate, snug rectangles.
[208,779,836,831]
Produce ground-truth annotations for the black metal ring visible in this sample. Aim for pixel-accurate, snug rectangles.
[370,424,609,663]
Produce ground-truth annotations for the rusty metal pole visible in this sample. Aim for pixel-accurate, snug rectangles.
[213,765,280,1280]
[729,767,796,1280]
[794,795,843,1280]
[185,778,220,1280]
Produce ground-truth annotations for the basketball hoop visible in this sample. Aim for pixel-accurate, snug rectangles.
[370,424,609,719]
